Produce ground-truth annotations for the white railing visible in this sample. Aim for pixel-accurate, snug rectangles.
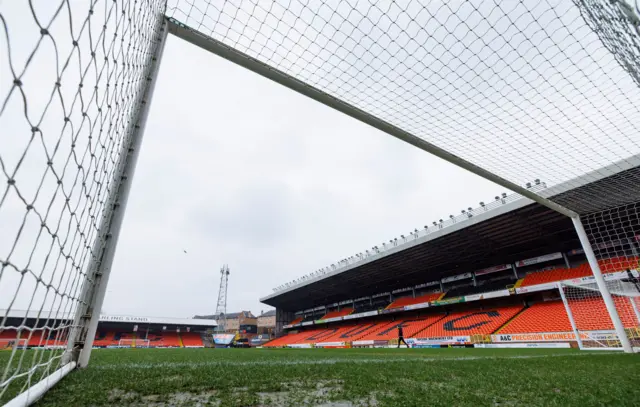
[271,185,546,294]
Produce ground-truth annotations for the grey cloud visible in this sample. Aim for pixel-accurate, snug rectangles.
[188,182,296,248]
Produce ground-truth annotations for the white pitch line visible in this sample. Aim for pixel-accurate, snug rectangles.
[91,352,618,370]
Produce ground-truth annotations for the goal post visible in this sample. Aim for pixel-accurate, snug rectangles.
[117,339,135,348]
[71,15,170,369]
[571,217,635,353]
[0,0,168,404]
[558,276,640,352]
[135,339,151,348]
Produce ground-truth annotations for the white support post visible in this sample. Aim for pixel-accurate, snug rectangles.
[3,362,76,407]
[562,252,571,269]
[68,18,170,368]
[629,237,639,257]
[557,282,584,349]
[572,217,633,353]
[630,297,640,326]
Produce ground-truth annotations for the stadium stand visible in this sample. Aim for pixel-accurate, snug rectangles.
[262,255,640,348]
[0,331,15,341]
[520,257,639,287]
[89,330,190,348]
[417,306,523,337]
[321,308,354,319]
[180,332,205,347]
[289,317,303,325]
[265,311,512,346]
[498,301,572,333]
[569,297,639,331]
[93,331,118,347]
[159,332,181,347]
[264,295,640,348]
[361,315,445,340]
[386,293,443,309]
[0,329,65,347]
[263,328,326,347]
[500,298,640,334]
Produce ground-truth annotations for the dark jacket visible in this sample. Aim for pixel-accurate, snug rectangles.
[397,326,404,337]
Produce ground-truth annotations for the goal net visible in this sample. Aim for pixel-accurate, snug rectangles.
[118,339,135,348]
[0,0,167,403]
[135,339,151,348]
[559,274,640,351]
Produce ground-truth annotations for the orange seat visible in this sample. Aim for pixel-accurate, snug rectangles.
[180,332,204,347]
[500,301,572,333]
[418,306,523,337]
[520,256,639,287]
[501,297,640,334]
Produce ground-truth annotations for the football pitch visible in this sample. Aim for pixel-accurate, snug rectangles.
[0,348,629,406]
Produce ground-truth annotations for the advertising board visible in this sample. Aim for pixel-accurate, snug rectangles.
[407,336,470,347]
[475,343,570,349]
[430,297,465,306]
[491,331,618,342]
[464,289,511,302]
[403,302,430,311]
[475,264,511,276]
[343,310,379,320]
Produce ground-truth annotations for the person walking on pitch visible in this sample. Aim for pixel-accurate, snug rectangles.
[397,325,408,348]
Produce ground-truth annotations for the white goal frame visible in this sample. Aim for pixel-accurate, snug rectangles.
[135,339,151,348]
[117,339,135,348]
[558,280,640,352]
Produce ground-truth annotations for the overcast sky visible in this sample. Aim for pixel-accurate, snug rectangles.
[101,34,502,317]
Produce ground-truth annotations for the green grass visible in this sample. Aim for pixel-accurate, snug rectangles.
[2,348,639,406]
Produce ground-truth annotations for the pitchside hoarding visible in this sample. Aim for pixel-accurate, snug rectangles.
[407,336,470,347]
[491,331,618,342]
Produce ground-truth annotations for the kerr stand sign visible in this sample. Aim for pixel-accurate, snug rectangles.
[100,315,150,323]
[98,314,216,327]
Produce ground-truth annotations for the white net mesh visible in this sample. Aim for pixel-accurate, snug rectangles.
[0,0,166,402]
[167,0,640,209]
[166,0,640,350]
[560,274,640,350]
